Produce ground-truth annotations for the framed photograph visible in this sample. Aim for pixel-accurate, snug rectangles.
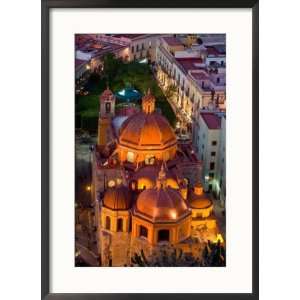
[42,0,259,299]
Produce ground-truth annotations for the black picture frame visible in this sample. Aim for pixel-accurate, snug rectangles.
[41,0,259,299]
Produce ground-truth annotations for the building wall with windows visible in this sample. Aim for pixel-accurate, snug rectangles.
[196,112,221,192]
[129,35,160,62]
[216,116,226,204]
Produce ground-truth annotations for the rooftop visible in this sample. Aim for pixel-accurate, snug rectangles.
[162,36,183,46]
[112,34,146,40]
[190,71,209,80]
[176,57,204,73]
[206,45,226,56]
[200,112,221,129]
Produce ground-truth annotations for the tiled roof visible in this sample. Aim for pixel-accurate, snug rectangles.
[162,36,183,46]
[176,57,204,73]
[200,112,221,129]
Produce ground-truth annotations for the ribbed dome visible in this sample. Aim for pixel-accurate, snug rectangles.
[118,112,177,151]
[103,185,131,210]
[135,187,190,222]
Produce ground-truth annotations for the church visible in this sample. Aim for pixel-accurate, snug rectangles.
[91,87,221,266]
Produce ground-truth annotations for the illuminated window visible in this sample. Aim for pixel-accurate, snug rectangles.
[158,229,169,242]
[117,218,123,232]
[139,225,148,238]
[105,216,111,230]
[145,154,155,165]
[127,152,134,163]
[108,180,116,188]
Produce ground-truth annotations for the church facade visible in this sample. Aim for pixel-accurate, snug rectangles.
[91,87,221,266]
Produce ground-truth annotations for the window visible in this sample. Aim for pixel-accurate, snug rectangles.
[131,46,134,53]
[127,152,134,163]
[139,225,148,238]
[210,162,215,170]
[211,151,216,157]
[105,102,111,114]
[105,216,111,230]
[117,218,123,232]
[145,154,155,165]
[212,141,217,146]
[217,77,220,84]
[158,229,170,242]
[141,43,144,50]
[136,45,139,52]
[209,172,214,179]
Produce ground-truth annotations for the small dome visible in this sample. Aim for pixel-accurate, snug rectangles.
[103,185,131,210]
[189,192,212,209]
[135,187,190,222]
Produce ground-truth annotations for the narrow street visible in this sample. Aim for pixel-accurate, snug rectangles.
[75,135,99,266]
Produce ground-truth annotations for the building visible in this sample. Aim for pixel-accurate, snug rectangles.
[91,88,223,266]
[216,115,226,205]
[155,35,226,134]
[193,111,225,194]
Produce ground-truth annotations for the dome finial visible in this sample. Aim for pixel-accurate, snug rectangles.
[157,162,167,189]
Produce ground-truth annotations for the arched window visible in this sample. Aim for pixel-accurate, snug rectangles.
[139,225,148,238]
[117,218,123,232]
[158,229,170,242]
[105,216,111,230]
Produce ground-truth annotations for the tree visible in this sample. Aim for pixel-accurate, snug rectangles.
[130,241,225,267]
[103,53,122,83]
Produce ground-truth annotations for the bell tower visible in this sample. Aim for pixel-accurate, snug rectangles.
[97,86,115,146]
[142,88,155,114]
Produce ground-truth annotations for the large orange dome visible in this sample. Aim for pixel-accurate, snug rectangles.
[135,187,190,222]
[118,112,177,151]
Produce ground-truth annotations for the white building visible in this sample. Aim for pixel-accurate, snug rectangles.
[194,111,225,196]
[216,116,226,205]
[155,36,226,133]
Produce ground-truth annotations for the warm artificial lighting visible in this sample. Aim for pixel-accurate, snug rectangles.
[86,64,90,70]
[205,175,210,181]
[214,233,224,244]
[86,185,91,191]
[170,211,177,219]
